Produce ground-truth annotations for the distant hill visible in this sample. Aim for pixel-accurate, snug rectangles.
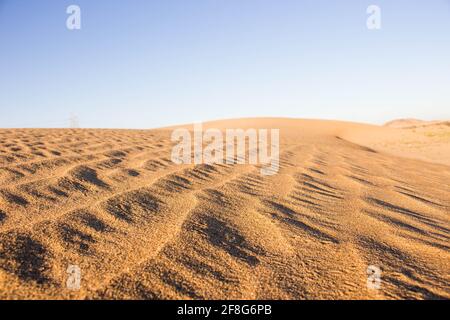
[384,118,450,129]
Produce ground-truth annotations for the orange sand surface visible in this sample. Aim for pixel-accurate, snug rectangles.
[0,118,449,299]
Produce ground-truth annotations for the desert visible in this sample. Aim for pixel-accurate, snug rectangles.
[0,118,448,300]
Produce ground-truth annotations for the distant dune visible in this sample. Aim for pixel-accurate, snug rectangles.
[378,119,450,166]
[384,118,428,128]
[385,118,450,129]
[0,118,449,299]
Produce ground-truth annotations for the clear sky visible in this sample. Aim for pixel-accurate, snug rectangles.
[0,0,449,128]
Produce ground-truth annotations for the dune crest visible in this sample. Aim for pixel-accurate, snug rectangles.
[0,118,449,299]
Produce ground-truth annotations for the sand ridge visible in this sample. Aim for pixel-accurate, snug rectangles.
[0,119,449,299]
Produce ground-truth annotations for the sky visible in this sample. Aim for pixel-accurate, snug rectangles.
[0,0,449,129]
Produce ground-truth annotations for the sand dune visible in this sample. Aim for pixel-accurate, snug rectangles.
[0,118,449,299]
[384,118,450,129]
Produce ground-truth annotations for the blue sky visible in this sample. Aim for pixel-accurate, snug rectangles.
[0,0,449,128]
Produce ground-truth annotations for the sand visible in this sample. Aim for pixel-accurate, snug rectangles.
[0,118,448,300]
